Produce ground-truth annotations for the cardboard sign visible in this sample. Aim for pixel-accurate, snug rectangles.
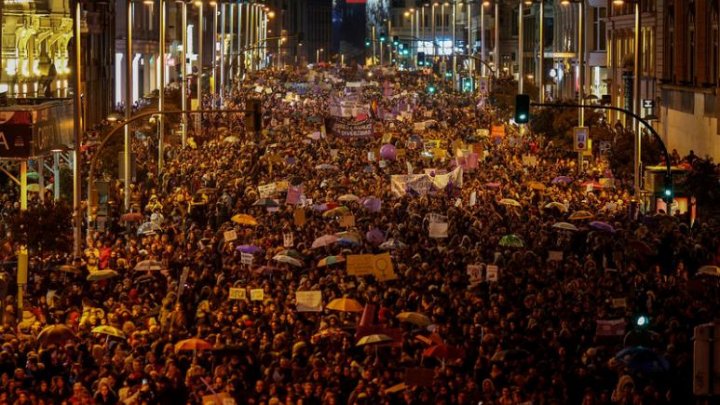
[428,222,449,238]
[373,253,396,281]
[339,214,355,228]
[240,253,254,266]
[229,288,246,300]
[223,230,237,243]
[548,251,563,262]
[295,290,323,312]
[258,183,276,198]
[294,208,306,227]
[467,264,483,284]
[250,289,264,301]
[347,254,376,276]
[611,298,627,308]
[283,233,294,248]
[486,265,499,282]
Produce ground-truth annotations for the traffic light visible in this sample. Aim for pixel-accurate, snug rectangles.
[393,36,399,46]
[515,94,530,124]
[663,174,674,203]
[379,34,386,42]
[365,40,371,47]
[417,52,426,66]
[426,85,436,94]
[634,314,650,329]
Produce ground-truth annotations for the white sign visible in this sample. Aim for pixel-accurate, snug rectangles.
[429,222,449,238]
[469,191,477,207]
[258,183,276,199]
[295,290,323,312]
[574,127,589,152]
[486,265,499,282]
[241,253,254,266]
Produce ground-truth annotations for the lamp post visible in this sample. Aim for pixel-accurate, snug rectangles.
[211,1,217,99]
[561,0,585,173]
[179,0,187,148]
[524,0,544,103]
[441,2,447,58]
[124,0,134,211]
[220,1,226,104]
[494,0,499,74]
[467,1,473,77]
[480,1,489,77]
[158,0,166,173]
[73,0,83,258]
[451,0,457,90]
[195,1,203,132]
[613,0,642,197]
[518,1,524,96]
[432,2,438,58]
[371,24,377,65]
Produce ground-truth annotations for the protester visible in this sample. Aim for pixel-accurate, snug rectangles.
[0,66,716,405]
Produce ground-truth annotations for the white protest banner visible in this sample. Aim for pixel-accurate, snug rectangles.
[250,289,264,301]
[596,319,626,336]
[283,233,294,248]
[469,191,477,207]
[467,264,483,284]
[454,198,462,207]
[486,265,499,282]
[241,253,254,266]
[258,183,276,198]
[229,288,246,300]
[429,222,449,238]
[295,290,323,312]
[223,230,237,243]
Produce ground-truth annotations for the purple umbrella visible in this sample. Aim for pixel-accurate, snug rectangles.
[366,229,386,246]
[551,176,573,184]
[589,221,615,233]
[362,197,382,213]
[236,245,263,254]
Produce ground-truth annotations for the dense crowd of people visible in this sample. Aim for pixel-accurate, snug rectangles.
[0,66,718,405]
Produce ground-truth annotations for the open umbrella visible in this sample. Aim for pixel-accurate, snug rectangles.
[253,198,279,207]
[338,194,360,202]
[175,338,212,353]
[91,325,126,339]
[315,164,339,170]
[37,324,75,347]
[365,229,385,246]
[26,171,40,181]
[277,249,303,260]
[499,198,522,207]
[120,212,144,222]
[614,346,670,374]
[698,265,720,277]
[231,214,258,226]
[236,245,263,254]
[312,235,339,249]
[323,206,350,218]
[273,254,303,267]
[499,234,524,248]
[326,297,363,312]
[552,222,579,231]
[223,136,240,144]
[590,221,616,233]
[544,202,568,212]
[422,344,464,361]
[551,176,573,184]
[87,269,119,282]
[568,210,594,220]
[336,231,362,246]
[317,255,345,267]
[379,239,407,250]
[526,181,546,191]
[311,328,349,343]
[362,197,382,212]
[134,260,164,271]
[137,221,162,235]
[356,334,393,347]
[396,312,432,327]
[55,264,81,274]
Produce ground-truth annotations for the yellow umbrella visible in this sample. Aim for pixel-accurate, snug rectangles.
[499,198,522,207]
[527,181,546,191]
[91,325,126,339]
[231,214,258,226]
[568,210,594,220]
[396,312,432,327]
[326,297,363,312]
[356,334,393,347]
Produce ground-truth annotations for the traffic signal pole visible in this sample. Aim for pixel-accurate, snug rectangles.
[529,101,673,201]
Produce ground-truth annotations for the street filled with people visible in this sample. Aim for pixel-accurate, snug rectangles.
[0,66,719,405]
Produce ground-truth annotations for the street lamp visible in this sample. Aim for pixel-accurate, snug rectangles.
[479,0,490,77]
[612,0,642,198]
[432,2,438,58]
[523,0,545,103]
[562,0,585,173]
[176,0,188,148]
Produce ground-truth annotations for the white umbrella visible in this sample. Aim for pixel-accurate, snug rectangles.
[134,260,164,271]
[273,254,303,267]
